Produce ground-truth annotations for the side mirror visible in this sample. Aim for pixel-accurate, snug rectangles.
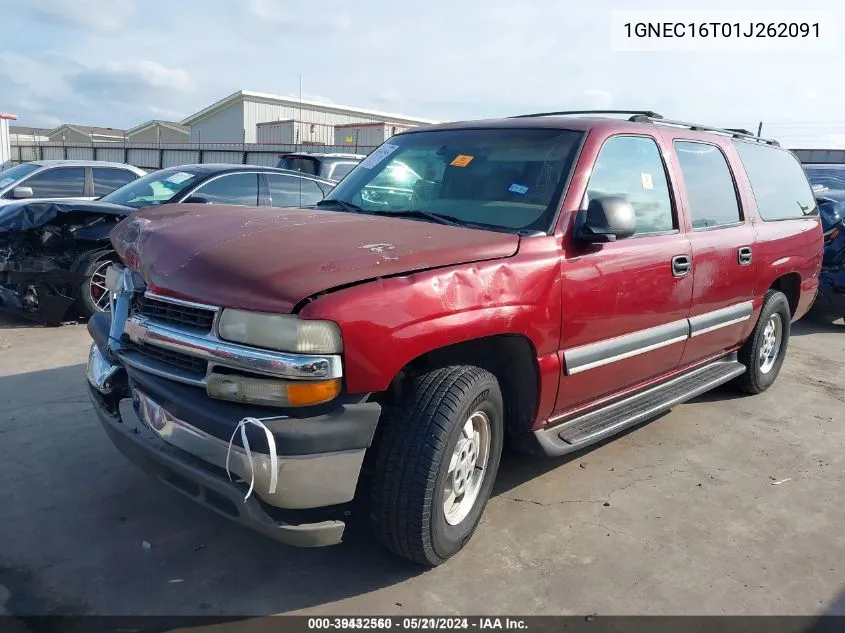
[12,186,34,199]
[183,194,212,204]
[574,196,636,243]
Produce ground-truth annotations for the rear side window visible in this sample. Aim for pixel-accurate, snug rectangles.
[92,168,138,196]
[267,174,325,207]
[587,135,674,235]
[733,142,817,220]
[674,141,742,229]
[19,167,85,198]
[193,173,260,206]
[327,161,357,181]
[278,156,319,176]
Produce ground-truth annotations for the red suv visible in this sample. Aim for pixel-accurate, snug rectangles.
[86,111,822,566]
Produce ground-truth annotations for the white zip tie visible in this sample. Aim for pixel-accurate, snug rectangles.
[225,417,279,502]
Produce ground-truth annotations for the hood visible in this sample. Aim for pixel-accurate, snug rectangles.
[111,204,520,313]
[0,200,134,233]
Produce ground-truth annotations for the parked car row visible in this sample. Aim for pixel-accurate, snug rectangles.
[82,111,824,566]
[0,161,335,324]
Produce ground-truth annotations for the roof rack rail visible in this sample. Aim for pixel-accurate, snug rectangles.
[509,109,664,119]
[628,114,780,146]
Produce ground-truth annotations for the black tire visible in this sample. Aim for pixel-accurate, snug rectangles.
[733,290,791,394]
[78,252,117,318]
[370,365,504,566]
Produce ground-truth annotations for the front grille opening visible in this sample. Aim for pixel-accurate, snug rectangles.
[128,342,208,375]
[136,295,216,332]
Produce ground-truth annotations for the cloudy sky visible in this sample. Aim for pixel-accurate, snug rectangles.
[2,0,843,147]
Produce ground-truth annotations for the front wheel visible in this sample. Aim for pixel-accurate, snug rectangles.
[370,366,504,566]
[78,253,116,318]
[733,290,791,394]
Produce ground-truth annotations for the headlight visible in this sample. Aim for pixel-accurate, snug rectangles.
[217,310,342,354]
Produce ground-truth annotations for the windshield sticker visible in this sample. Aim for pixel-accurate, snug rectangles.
[450,154,474,167]
[0,178,14,188]
[358,143,400,170]
[166,172,194,185]
[641,173,654,190]
[508,183,529,195]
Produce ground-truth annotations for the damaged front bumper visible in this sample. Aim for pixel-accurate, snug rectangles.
[87,312,381,548]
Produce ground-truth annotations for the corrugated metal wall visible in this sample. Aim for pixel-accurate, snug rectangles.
[128,148,163,169]
[190,101,246,143]
[246,103,370,143]
[256,121,335,145]
[334,123,416,149]
[9,141,381,171]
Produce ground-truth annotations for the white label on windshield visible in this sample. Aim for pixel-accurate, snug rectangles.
[165,172,193,184]
[358,144,399,170]
[0,178,14,188]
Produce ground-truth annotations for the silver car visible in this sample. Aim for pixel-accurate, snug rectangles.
[0,160,147,208]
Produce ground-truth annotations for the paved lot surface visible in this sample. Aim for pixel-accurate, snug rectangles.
[0,314,844,618]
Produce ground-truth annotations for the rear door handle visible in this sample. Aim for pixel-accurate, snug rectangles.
[671,255,691,278]
[738,246,753,265]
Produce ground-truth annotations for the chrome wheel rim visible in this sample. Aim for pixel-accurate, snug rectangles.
[88,261,113,312]
[759,313,782,374]
[443,410,491,526]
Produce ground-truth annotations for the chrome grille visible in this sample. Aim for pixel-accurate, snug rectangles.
[126,342,208,376]
[135,294,216,332]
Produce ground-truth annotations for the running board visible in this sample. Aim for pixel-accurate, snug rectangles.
[532,354,746,457]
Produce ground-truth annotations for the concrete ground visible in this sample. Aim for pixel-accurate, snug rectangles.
[0,314,844,618]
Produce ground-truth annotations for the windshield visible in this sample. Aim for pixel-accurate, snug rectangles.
[323,128,584,233]
[0,163,40,188]
[100,168,203,208]
[805,165,845,191]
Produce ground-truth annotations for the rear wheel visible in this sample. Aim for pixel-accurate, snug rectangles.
[370,366,504,566]
[733,290,791,394]
[78,253,116,318]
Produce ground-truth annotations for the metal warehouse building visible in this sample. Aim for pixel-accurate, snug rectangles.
[182,90,436,143]
[125,120,190,143]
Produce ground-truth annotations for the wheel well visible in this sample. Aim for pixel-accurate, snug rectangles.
[378,335,540,437]
[769,273,801,317]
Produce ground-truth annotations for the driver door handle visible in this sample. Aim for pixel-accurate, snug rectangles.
[671,255,691,278]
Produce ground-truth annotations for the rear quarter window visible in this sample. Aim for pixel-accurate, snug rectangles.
[732,141,817,221]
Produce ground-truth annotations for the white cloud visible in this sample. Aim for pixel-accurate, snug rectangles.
[71,60,194,100]
[27,0,136,32]
[247,0,351,30]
